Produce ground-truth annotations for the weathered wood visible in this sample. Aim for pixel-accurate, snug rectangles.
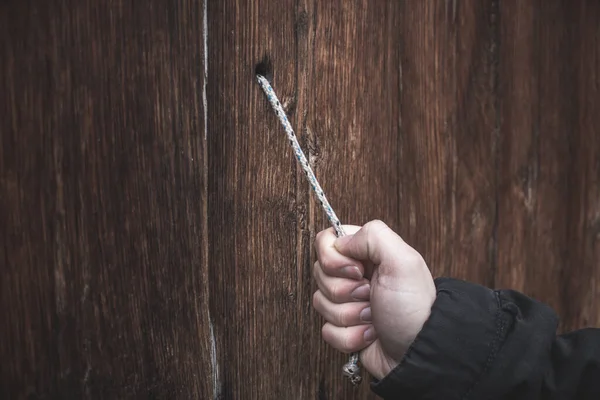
[206,0,301,399]
[495,0,600,333]
[2,0,599,399]
[560,1,600,331]
[496,0,567,314]
[396,0,498,286]
[305,2,403,398]
[1,1,212,398]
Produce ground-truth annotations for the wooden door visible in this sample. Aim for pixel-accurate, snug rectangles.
[2,1,599,398]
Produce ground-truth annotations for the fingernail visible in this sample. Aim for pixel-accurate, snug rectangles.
[360,307,372,322]
[364,326,377,342]
[341,266,362,280]
[351,284,370,300]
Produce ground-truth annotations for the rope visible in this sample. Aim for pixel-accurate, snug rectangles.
[256,75,345,238]
[256,74,362,386]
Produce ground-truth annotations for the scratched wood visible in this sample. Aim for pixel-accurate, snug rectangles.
[1,0,600,399]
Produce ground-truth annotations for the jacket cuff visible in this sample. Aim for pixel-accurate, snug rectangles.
[371,278,510,399]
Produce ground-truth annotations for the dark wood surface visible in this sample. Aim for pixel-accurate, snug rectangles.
[1,1,599,399]
[495,0,600,332]
[1,1,213,398]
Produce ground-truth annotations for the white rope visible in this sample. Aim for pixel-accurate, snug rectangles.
[256,75,345,238]
[256,74,362,386]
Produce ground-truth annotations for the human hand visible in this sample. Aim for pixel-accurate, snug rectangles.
[312,220,436,379]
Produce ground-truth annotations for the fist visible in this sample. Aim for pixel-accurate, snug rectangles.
[312,220,436,379]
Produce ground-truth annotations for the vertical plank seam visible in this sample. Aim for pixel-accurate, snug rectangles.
[293,0,302,393]
[489,0,500,288]
[561,2,585,330]
[307,3,320,392]
[450,0,458,277]
[293,0,309,394]
[202,0,220,398]
[202,0,209,141]
[396,0,404,243]
[529,0,542,294]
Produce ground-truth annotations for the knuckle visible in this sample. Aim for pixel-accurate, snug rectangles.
[328,281,340,302]
[365,219,387,230]
[312,291,321,309]
[318,253,333,270]
[364,219,389,236]
[315,229,326,243]
[370,219,386,226]
[337,308,350,327]
[312,261,320,279]
[405,249,425,267]
[328,281,349,303]
[321,324,336,345]
[321,324,330,341]
[342,333,360,353]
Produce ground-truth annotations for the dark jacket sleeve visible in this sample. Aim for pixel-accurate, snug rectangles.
[371,277,600,400]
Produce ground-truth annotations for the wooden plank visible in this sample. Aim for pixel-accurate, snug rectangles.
[2,0,599,398]
[397,0,497,285]
[304,2,402,398]
[206,1,301,399]
[297,0,496,397]
[449,0,499,286]
[497,0,546,295]
[0,1,212,397]
[561,1,600,331]
[495,0,599,327]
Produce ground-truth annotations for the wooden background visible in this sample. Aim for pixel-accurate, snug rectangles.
[1,0,599,398]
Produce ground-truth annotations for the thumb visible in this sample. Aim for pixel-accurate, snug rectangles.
[334,220,403,265]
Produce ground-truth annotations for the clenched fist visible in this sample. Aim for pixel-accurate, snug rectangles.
[312,220,436,379]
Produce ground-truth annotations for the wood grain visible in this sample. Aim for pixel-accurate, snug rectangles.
[1,1,213,398]
[1,0,599,399]
[206,1,300,399]
[496,0,567,312]
[560,0,600,331]
[397,0,498,285]
[495,0,600,332]
[305,2,402,398]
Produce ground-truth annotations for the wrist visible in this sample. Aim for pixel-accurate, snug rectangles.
[378,354,401,380]
[365,345,401,380]
[376,301,434,379]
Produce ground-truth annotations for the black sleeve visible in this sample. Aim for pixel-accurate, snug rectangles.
[371,277,600,400]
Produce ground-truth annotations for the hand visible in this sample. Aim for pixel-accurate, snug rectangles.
[312,220,436,379]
